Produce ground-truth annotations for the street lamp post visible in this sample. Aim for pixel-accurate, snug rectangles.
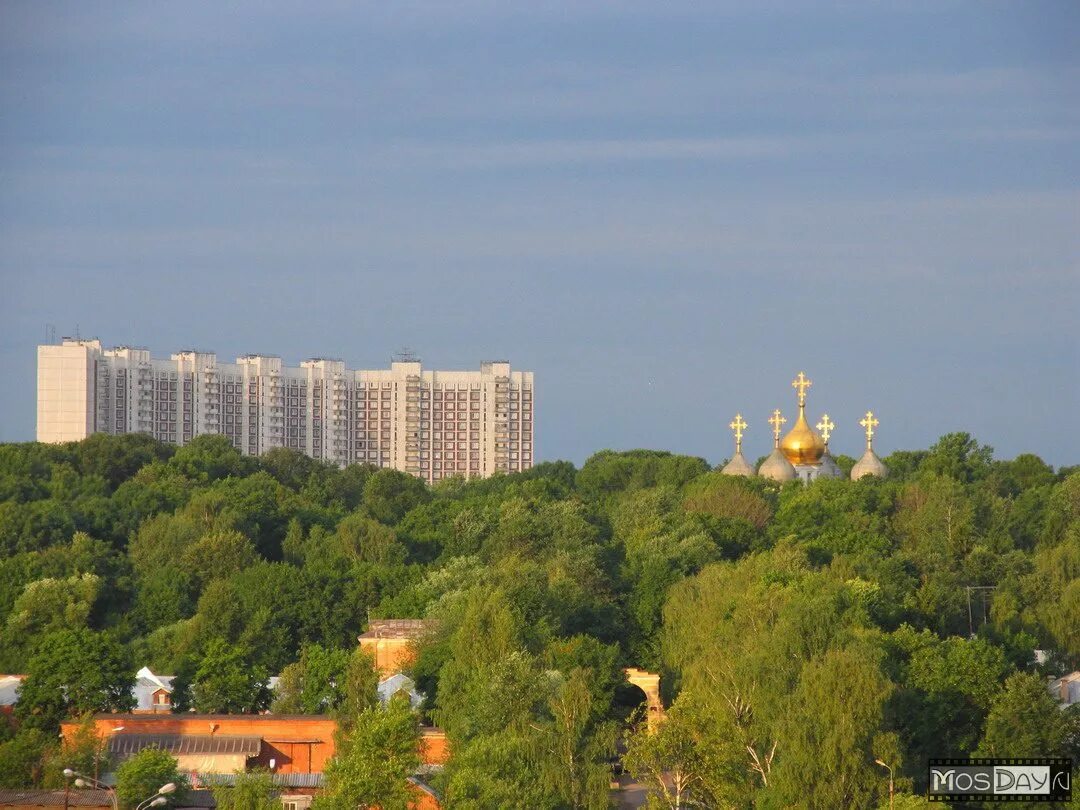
[65,770,117,810]
[874,759,895,810]
[65,770,176,810]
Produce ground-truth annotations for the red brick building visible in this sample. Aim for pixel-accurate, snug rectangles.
[61,714,448,774]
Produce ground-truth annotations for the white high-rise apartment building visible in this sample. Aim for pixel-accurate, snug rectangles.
[37,339,535,481]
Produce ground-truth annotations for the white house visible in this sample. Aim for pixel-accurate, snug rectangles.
[133,667,175,713]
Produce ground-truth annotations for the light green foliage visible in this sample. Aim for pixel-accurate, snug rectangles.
[772,476,895,556]
[114,747,187,809]
[4,572,100,640]
[878,795,942,810]
[1025,522,1080,656]
[315,698,420,810]
[893,473,977,563]
[271,644,349,715]
[440,730,560,810]
[682,471,774,529]
[662,546,891,805]
[338,647,380,726]
[72,433,174,492]
[623,696,743,810]
[767,647,893,809]
[333,513,405,565]
[542,668,616,810]
[434,588,544,740]
[977,672,1079,758]
[181,529,258,587]
[210,769,281,810]
[187,561,306,672]
[42,714,109,788]
[544,635,622,722]
[884,626,1010,762]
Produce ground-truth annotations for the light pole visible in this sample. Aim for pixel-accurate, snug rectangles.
[65,770,175,810]
[134,783,176,810]
[874,759,894,810]
[65,770,117,810]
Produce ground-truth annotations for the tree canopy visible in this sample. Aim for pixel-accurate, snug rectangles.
[0,434,1077,804]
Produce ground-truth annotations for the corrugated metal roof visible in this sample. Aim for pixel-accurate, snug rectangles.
[198,773,325,788]
[175,790,215,809]
[0,788,216,809]
[0,790,112,807]
[108,733,261,756]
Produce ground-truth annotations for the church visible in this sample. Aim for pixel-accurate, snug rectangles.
[721,372,887,483]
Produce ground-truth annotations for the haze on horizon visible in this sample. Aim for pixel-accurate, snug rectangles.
[1,1,1077,466]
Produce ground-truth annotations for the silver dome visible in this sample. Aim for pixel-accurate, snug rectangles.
[721,451,755,477]
[758,447,796,482]
[851,448,888,480]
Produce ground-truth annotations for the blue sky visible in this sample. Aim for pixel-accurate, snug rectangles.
[1,1,1077,465]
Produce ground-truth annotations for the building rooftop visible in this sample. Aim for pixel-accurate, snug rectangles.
[359,619,429,640]
[0,791,214,809]
[108,733,263,757]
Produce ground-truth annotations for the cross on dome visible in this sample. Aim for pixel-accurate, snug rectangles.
[729,413,747,452]
[792,372,812,407]
[860,411,880,449]
[768,409,787,448]
[816,414,835,446]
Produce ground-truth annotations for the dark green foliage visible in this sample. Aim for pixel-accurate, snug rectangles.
[16,628,135,731]
[271,644,368,717]
[0,729,54,789]
[576,449,709,498]
[73,433,174,492]
[0,436,1076,804]
[186,638,271,714]
[921,432,994,483]
[168,434,255,483]
[362,468,431,525]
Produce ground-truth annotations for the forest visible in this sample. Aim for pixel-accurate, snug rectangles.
[0,432,1077,808]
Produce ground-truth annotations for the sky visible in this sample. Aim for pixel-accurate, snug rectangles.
[1,1,1078,467]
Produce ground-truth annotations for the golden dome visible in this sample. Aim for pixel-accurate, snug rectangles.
[780,407,826,466]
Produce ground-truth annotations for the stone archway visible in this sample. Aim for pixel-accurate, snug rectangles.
[624,667,664,729]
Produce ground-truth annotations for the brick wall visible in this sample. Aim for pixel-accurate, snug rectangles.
[62,715,448,773]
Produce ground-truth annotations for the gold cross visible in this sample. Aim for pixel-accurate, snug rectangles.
[768,409,786,447]
[729,413,747,453]
[792,372,812,407]
[816,414,835,446]
[859,411,879,449]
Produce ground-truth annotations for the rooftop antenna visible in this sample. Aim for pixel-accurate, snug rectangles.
[392,346,419,363]
[45,324,56,344]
